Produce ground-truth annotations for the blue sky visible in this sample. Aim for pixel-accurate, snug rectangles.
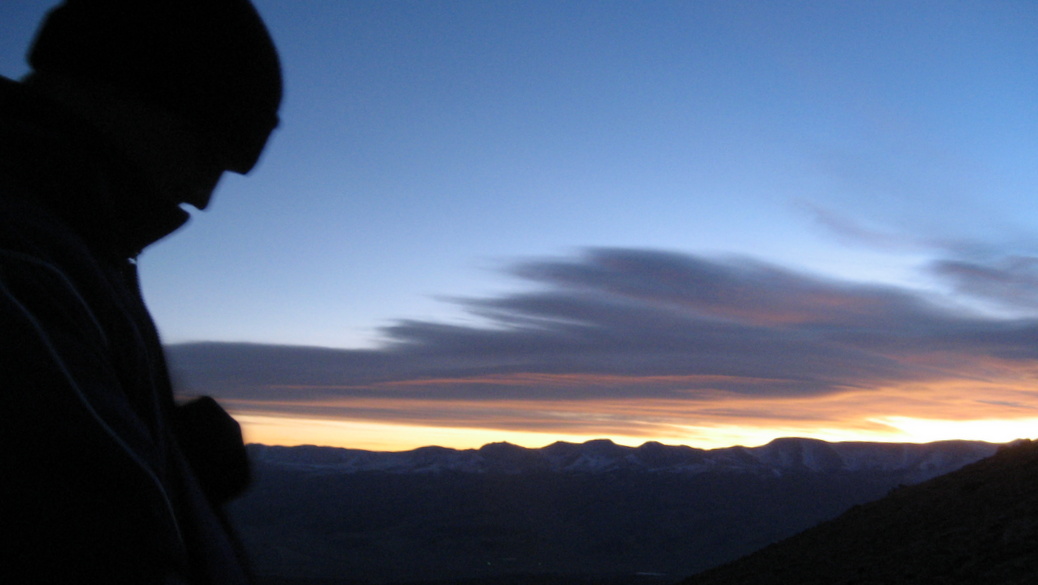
[5,1,1038,450]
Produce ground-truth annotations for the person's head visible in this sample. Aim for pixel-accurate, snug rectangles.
[24,0,282,210]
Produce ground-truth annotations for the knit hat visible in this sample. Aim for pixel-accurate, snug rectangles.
[28,0,282,174]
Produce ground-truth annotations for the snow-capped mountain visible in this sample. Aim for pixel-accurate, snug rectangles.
[246,436,996,480]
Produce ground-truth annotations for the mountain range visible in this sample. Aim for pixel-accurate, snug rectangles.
[229,438,997,584]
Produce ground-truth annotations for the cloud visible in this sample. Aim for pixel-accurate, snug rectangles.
[167,248,1038,439]
[799,201,923,251]
[930,255,1038,313]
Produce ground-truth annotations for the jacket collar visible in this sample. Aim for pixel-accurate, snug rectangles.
[0,76,189,259]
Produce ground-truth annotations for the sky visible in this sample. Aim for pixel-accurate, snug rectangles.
[5,1,1038,451]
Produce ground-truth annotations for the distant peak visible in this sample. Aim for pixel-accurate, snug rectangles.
[765,437,829,447]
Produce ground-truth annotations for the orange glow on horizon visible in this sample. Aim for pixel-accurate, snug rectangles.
[223,370,1038,452]
[233,410,1038,453]
[233,414,630,452]
[872,416,1038,445]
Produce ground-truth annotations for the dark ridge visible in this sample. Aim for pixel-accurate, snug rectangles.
[255,574,675,585]
[680,440,1038,584]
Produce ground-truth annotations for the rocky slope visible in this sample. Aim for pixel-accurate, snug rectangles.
[681,439,1038,584]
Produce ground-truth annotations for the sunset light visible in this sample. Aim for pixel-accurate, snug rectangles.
[226,371,1038,451]
[235,411,1038,453]
[235,414,626,452]
[873,416,1038,446]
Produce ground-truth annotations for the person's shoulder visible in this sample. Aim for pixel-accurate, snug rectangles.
[0,195,111,350]
[0,192,76,262]
[0,188,104,309]
[0,77,86,258]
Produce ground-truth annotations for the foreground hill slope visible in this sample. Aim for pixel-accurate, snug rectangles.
[681,439,1038,585]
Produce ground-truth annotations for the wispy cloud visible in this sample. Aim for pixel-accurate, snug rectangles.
[930,255,1038,313]
[168,248,1038,445]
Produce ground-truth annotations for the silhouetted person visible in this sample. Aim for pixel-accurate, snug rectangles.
[0,1,281,583]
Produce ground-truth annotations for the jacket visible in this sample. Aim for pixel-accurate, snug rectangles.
[0,76,251,584]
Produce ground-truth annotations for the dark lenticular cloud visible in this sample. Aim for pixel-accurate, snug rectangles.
[168,248,1038,415]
